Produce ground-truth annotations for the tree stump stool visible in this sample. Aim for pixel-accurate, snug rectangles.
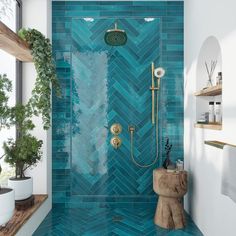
[153,168,187,229]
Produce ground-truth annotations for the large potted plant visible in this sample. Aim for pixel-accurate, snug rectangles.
[5,104,43,201]
[0,74,15,226]
[5,133,42,200]
[0,161,15,226]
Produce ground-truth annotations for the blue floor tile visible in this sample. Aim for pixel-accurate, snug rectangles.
[34,206,203,236]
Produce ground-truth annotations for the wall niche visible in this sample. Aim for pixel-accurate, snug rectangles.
[195,36,222,130]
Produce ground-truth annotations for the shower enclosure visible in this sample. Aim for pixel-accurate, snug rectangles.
[52,1,183,208]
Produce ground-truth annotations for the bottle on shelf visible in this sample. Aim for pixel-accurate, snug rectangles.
[215,102,222,123]
[209,101,215,123]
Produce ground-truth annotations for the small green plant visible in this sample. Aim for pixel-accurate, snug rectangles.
[18,28,61,130]
[3,135,43,179]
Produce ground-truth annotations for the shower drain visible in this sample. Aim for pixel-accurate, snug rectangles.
[112,215,123,222]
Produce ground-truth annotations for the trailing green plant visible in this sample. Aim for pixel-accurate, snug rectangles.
[18,28,61,130]
[3,135,43,179]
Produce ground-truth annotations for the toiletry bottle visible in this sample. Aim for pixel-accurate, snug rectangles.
[209,101,215,123]
[215,102,222,123]
[216,72,222,85]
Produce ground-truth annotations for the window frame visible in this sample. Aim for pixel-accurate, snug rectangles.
[16,0,22,105]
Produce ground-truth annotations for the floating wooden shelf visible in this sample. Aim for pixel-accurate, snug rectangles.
[0,21,33,62]
[0,195,48,236]
[194,84,222,96]
[194,123,222,130]
[204,140,236,149]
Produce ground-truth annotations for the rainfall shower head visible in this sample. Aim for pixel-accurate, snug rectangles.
[104,23,127,46]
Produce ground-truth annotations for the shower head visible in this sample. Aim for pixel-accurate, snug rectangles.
[104,23,127,46]
[154,67,165,78]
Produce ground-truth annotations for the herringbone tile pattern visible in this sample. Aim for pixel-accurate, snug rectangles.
[71,18,160,196]
[34,207,203,236]
[52,1,183,206]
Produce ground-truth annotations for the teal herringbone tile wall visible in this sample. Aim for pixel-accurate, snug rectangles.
[52,1,183,206]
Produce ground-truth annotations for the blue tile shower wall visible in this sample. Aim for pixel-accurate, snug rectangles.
[52,1,183,207]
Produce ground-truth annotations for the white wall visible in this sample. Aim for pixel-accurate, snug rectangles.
[16,0,52,235]
[185,0,236,235]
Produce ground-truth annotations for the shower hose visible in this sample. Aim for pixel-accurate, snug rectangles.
[130,91,159,168]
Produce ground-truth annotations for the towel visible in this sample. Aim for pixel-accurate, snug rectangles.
[221,145,236,203]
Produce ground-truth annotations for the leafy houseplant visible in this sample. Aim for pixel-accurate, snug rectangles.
[0,74,43,200]
[5,103,43,200]
[0,156,14,227]
[4,132,43,180]
[0,74,15,226]
[18,28,61,130]
[162,137,173,169]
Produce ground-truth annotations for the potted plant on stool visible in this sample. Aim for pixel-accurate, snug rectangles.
[4,104,43,201]
[0,74,15,226]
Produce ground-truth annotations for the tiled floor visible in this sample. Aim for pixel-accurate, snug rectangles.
[34,206,203,236]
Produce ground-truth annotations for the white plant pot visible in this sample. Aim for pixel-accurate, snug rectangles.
[8,177,33,201]
[0,188,15,226]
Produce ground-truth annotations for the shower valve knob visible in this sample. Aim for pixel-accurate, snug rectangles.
[110,123,122,135]
[110,136,122,149]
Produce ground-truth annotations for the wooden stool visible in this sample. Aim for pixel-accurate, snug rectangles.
[153,168,187,229]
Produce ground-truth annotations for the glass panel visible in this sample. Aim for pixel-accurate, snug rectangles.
[71,18,160,196]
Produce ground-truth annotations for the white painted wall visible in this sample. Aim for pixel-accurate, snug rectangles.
[185,0,236,235]
[16,0,52,235]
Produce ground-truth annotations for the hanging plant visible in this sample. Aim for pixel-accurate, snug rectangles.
[18,28,61,130]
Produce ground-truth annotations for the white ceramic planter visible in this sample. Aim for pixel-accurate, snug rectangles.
[8,177,33,201]
[0,188,15,226]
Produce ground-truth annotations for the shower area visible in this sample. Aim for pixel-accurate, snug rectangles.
[52,1,183,208]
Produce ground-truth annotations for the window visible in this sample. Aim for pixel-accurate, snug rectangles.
[0,0,22,185]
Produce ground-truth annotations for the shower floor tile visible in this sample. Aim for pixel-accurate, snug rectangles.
[33,206,203,236]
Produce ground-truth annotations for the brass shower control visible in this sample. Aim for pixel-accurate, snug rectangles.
[110,123,122,135]
[110,123,122,149]
[110,136,122,149]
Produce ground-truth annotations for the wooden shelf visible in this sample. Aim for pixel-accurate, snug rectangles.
[0,195,48,236]
[204,140,236,149]
[194,123,222,130]
[194,84,222,96]
[0,21,33,62]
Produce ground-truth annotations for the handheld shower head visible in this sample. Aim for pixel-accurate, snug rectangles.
[154,67,165,78]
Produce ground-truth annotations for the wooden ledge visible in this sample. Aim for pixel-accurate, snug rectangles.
[194,84,222,96]
[0,21,33,62]
[194,123,222,130]
[0,194,48,236]
[204,140,236,149]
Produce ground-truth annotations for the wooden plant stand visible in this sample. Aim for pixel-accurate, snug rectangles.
[15,195,35,211]
[153,168,188,229]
